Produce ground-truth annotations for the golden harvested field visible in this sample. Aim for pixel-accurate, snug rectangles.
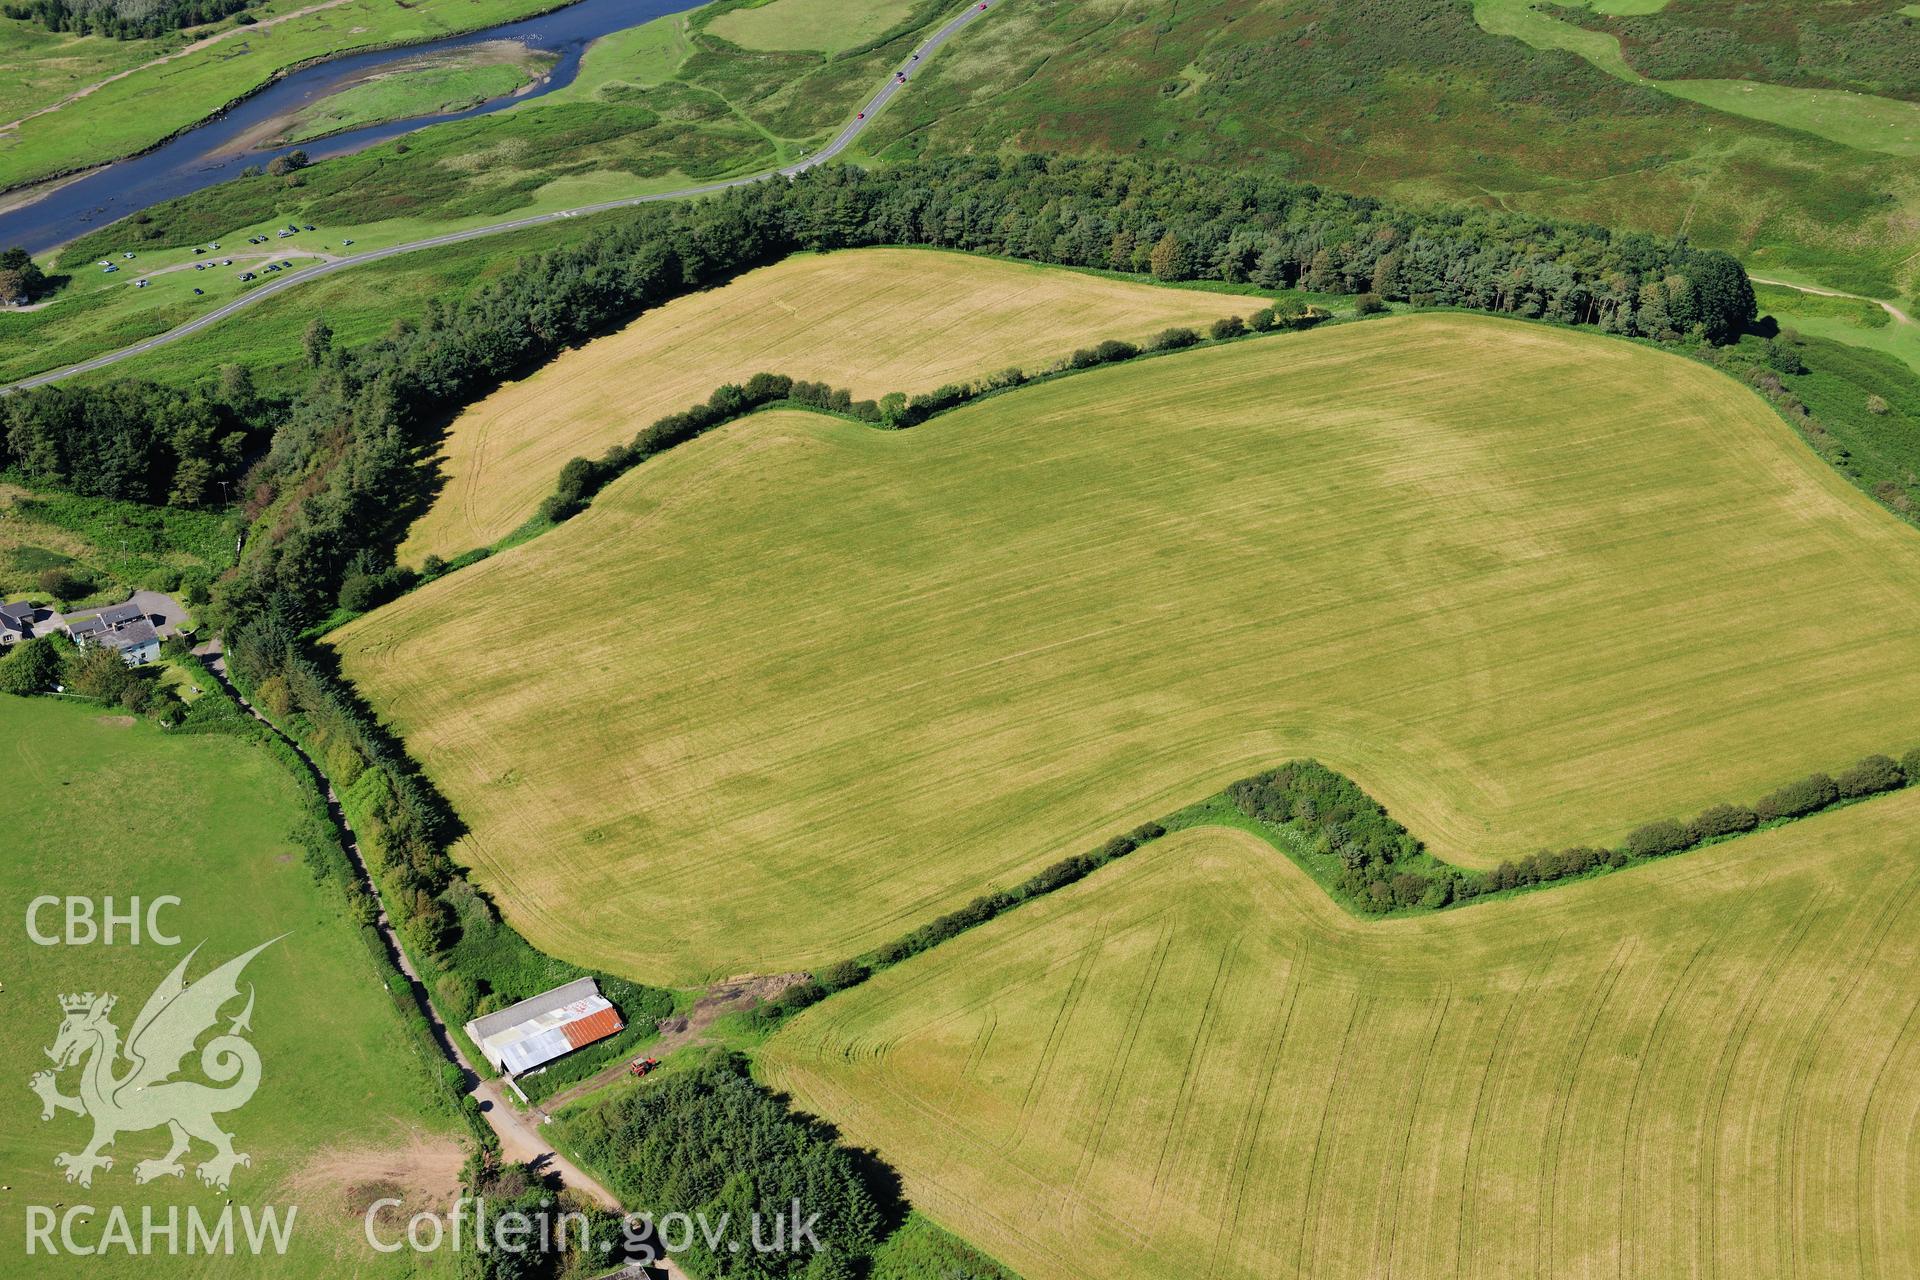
[398,249,1252,562]
[761,794,1920,1280]
[335,314,1920,984]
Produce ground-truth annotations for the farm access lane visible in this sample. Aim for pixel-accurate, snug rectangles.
[197,648,625,1214]
[1750,275,1916,327]
[1,0,994,394]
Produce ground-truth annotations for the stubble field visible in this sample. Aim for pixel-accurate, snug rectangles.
[762,794,1920,1280]
[335,313,1920,984]
[398,248,1255,561]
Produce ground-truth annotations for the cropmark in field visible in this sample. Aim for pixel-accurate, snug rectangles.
[336,313,1920,985]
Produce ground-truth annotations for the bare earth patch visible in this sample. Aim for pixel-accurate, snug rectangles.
[542,972,810,1113]
[287,1128,465,1222]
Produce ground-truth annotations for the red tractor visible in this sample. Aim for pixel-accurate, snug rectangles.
[629,1057,661,1078]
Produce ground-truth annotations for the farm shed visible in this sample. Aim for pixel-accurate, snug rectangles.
[465,977,624,1076]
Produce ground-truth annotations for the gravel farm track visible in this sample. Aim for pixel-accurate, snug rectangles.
[0,0,994,393]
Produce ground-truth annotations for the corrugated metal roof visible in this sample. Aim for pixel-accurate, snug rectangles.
[467,977,602,1042]
[499,1027,576,1075]
[466,980,624,1076]
[561,1005,623,1050]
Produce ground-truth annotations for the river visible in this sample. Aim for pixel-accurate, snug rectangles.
[0,0,695,256]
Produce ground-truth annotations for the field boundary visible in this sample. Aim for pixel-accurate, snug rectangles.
[302,303,1332,633]
[578,743,1920,1042]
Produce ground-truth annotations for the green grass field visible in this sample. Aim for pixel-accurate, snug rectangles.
[0,0,568,192]
[277,42,553,145]
[0,697,460,1278]
[1474,0,1920,155]
[1758,282,1920,377]
[333,314,1920,985]
[0,17,157,127]
[707,0,917,54]
[762,791,1920,1280]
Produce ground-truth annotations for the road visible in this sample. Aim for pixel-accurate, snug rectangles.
[199,647,626,1213]
[1751,275,1915,327]
[2,1,992,393]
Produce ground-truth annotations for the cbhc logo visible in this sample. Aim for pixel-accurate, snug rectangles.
[25,896,181,946]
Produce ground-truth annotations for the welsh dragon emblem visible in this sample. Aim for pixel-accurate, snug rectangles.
[29,937,282,1191]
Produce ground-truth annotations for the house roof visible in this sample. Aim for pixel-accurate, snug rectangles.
[0,600,36,626]
[99,620,158,651]
[96,603,146,627]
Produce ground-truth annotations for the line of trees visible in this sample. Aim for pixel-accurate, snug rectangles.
[1229,748,1920,914]
[2,0,255,39]
[200,154,1757,630]
[222,615,674,1051]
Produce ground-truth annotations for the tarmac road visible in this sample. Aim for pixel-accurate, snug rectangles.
[2,0,993,393]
